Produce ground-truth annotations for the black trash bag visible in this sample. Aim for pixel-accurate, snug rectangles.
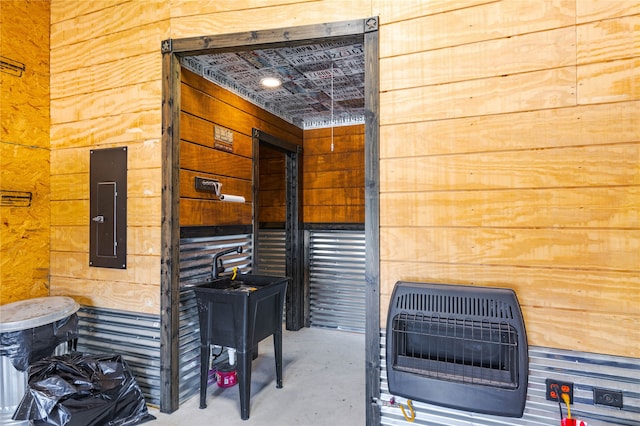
[0,314,79,371]
[12,352,155,426]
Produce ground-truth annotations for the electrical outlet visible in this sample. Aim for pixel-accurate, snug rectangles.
[594,388,623,408]
[546,378,574,403]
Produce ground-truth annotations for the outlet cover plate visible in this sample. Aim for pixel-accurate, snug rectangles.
[594,388,623,408]
[546,378,574,404]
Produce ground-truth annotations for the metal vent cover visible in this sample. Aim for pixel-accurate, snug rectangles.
[393,292,515,319]
[386,281,529,418]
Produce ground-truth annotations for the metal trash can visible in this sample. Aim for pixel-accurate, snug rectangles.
[0,296,79,426]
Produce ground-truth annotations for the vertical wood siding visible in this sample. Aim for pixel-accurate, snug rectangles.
[0,0,51,304]
[378,0,639,358]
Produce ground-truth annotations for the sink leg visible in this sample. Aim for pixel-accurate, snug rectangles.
[238,350,252,420]
[274,330,283,388]
[199,343,210,409]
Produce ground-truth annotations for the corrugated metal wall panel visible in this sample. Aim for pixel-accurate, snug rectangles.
[256,229,287,322]
[256,229,287,276]
[178,233,253,403]
[255,228,367,331]
[179,234,253,288]
[76,307,161,406]
[379,330,640,426]
[178,289,200,403]
[308,230,366,333]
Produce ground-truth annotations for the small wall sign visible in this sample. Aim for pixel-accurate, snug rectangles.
[214,125,234,152]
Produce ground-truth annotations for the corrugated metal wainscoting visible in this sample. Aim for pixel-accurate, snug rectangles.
[179,233,253,288]
[76,307,161,406]
[178,290,200,403]
[256,228,286,276]
[308,229,366,333]
[178,233,253,403]
[257,228,287,322]
[379,330,640,426]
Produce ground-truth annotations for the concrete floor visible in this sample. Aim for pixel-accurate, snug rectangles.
[147,327,365,425]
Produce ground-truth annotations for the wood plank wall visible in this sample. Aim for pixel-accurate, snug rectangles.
[48,1,168,314]
[378,0,639,358]
[167,1,372,37]
[258,144,287,224]
[303,125,365,223]
[44,0,638,359]
[257,125,365,225]
[0,0,51,304]
[179,68,302,227]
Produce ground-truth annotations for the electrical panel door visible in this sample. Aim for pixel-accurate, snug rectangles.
[90,147,127,268]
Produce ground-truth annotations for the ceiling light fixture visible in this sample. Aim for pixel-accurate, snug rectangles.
[260,77,281,88]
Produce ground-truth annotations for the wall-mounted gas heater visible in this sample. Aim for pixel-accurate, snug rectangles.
[386,282,529,418]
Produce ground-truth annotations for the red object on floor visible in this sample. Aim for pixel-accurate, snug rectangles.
[215,363,238,388]
[561,419,587,426]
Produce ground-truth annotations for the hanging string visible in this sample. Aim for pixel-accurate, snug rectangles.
[330,63,334,152]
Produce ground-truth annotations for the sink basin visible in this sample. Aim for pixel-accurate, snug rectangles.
[195,274,285,291]
[192,274,288,420]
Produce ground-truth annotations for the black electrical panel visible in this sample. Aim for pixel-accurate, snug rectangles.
[90,147,127,269]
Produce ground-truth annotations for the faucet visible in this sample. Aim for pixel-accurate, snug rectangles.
[212,246,243,279]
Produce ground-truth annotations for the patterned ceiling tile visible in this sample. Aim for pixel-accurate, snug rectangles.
[181,38,365,130]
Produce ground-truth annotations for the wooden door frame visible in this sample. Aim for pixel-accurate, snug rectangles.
[160,18,380,423]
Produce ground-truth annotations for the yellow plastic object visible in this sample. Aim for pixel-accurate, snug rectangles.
[400,399,415,423]
[231,267,238,280]
[561,393,572,419]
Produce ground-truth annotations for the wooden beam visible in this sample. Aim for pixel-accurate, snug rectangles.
[363,19,381,426]
[160,43,181,414]
[170,19,367,55]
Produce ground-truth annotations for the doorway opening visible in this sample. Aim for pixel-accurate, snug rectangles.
[252,129,304,330]
[160,18,380,423]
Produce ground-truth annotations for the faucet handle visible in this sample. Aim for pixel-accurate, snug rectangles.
[216,258,225,276]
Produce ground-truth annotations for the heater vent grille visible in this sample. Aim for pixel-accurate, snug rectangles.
[386,282,528,417]
[392,313,518,388]
[394,293,515,319]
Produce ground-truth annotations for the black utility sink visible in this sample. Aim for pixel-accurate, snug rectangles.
[192,274,288,420]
